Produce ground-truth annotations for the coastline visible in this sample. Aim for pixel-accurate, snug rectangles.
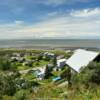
[0,45,99,51]
[0,39,100,51]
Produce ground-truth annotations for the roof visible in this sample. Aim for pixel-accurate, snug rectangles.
[57,55,65,60]
[36,68,45,75]
[57,59,66,62]
[66,49,99,73]
[44,52,54,56]
[48,64,53,67]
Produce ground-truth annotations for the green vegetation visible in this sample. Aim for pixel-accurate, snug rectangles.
[0,72,16,99]
[0,49,100,100]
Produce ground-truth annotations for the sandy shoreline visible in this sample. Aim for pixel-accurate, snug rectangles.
[0,45,99,51]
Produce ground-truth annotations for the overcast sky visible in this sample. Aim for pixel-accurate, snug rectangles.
[0,0,100,39]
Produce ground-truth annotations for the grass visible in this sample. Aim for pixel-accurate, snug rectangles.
[32,83,68,99]
[33,60,49,67]
[2,49,100,100]
[52,70,63,77]
[15,60,49,71]
[17,65,29,70]
[2,82,100,100]
[23,73,35,81]
[67,85,100,100]
[51,50,67,55]
[31,83,100,100]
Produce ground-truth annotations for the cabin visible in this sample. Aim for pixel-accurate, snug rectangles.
[66,49,99,73]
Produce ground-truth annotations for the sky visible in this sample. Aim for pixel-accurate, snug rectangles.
[0,0,100,39]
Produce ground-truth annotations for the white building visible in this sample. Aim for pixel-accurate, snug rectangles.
[36,68,45,80]
[57,59,66,68]
[66,49,99,73]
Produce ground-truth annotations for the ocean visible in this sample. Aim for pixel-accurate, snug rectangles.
[0,39,100,49]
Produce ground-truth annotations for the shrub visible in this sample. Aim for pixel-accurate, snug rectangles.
[13,90,31,100]
[72,62,100,87]
[0,58,10,70]
[0,73,16,99]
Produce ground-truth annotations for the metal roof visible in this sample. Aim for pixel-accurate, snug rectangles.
[66,49,99,73]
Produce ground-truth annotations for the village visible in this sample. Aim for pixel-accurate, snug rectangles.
[9,49,100,79]
[0,48,100,99]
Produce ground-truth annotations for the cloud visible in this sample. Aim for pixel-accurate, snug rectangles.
[42,0,95,5]
[0,8,100,39]
[14,20,24,25]
[70,8,100,17]
[0,0,96,17]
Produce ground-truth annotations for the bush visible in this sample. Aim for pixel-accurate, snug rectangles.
[0,58,17,71]
[0,58,10,70]
[72,62,100,87]
[0,73,16,99]
[13,90,31,100]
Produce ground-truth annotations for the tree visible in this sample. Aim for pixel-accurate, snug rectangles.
[37,54,43,61]
[0,58,10,70]
[44,56,50,61]
[0,73,16,99]
[60,67,72,88]
[53,55,57,67]
[44,65,52,79]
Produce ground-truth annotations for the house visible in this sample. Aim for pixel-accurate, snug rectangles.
[57,59,66,68]
[35,68,45,80]
[66,50,71,53]
[10,57,25,62]
[44,52,55,59]
[57,55,65,60]
[47,64,54,68]
[28,68,45,80]
[12,53,21,57]
[66,49,99,73]
[22,60,33,66]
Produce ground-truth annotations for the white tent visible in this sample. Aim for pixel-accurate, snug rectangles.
[66,49,99,73]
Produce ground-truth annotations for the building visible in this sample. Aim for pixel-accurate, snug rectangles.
[57,59,66,68]
[44,52,55,59]
[57,55,65,60]
[66,49,99,73]
[12,53,21,57]
[35,68,45,80]
[10,57,25,62]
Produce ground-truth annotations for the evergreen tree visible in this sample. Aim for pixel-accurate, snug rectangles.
[53,55,57,67]
[44,65,52,79]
